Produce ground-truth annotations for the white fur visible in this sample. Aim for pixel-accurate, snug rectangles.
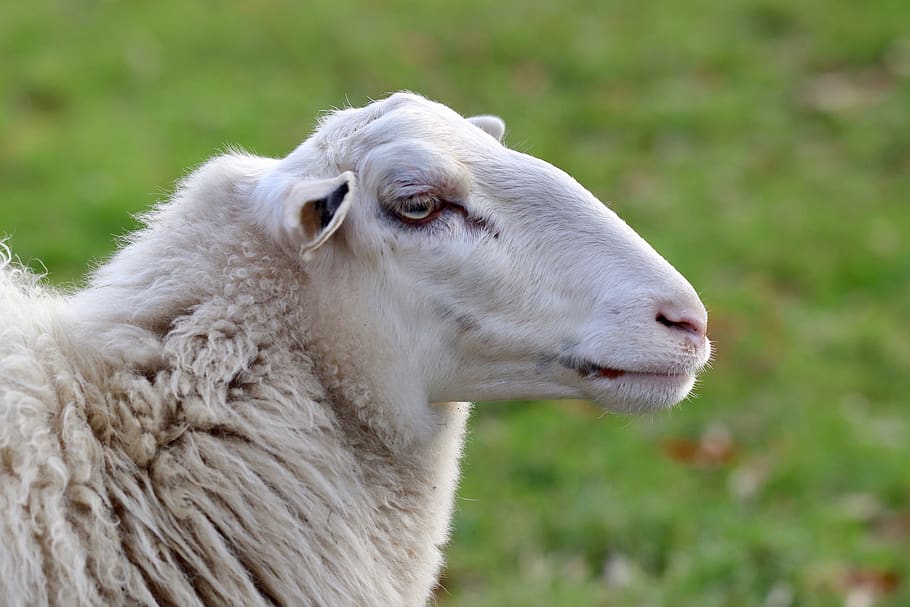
[0,92,709,606]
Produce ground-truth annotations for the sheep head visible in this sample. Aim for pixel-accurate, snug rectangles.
[254,92,710,434]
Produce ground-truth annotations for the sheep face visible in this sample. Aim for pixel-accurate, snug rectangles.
[260,93,710,419]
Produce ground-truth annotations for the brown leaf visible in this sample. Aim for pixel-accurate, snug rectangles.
[662,424,736,466]
[841,567,901,595]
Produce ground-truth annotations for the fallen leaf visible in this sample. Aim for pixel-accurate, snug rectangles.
[662,423,736,466]
[841,567,901,601]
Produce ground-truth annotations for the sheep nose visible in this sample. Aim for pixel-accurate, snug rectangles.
[656,305,707,341]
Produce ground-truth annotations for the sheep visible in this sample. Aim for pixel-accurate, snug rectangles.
[0,92,710,607]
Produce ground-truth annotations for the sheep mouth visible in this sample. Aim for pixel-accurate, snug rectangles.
[575,361,627,379]
[560,357,691,382]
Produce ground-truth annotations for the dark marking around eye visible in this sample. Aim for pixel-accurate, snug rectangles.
[451,206,498,238]
[383,191,501,240]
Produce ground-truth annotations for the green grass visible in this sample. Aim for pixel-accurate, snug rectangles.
[2,1,909,605]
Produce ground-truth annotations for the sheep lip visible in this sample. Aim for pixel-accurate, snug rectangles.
[563,358,628,380]
[564,358,690,381]
[584,365,627,380]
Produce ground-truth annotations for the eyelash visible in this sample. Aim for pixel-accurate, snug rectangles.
[391,193,453,226]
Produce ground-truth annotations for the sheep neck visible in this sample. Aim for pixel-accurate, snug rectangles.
[65,219,472,603]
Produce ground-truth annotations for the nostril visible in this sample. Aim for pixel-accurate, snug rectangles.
[656,312,706,337]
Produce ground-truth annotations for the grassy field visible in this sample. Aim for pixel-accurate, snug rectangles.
[2,1,909,605]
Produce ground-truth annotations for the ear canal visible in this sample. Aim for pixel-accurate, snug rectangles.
[313,181,350,231]
[298,180,350,241]
[281,172,355,256]
[467,115,506,142]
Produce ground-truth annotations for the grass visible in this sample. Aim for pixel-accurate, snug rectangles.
[2,1,909,605]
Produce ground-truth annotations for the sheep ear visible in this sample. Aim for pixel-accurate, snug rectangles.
[467,115,506,142]
[281,172,355,255]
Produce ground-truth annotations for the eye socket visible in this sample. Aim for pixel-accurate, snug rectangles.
[392,194,446,225]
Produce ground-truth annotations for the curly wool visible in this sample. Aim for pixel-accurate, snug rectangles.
[0,159,468,606]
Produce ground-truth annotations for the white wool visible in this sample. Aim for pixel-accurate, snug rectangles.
[0,92,710,606]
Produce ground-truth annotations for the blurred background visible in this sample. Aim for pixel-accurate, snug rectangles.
[2,1,908,605]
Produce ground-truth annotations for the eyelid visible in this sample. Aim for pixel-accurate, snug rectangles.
[393,191,440,207]
[393,194,446,225]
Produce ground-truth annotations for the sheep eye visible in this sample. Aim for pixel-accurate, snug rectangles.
[393,195,444,225]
